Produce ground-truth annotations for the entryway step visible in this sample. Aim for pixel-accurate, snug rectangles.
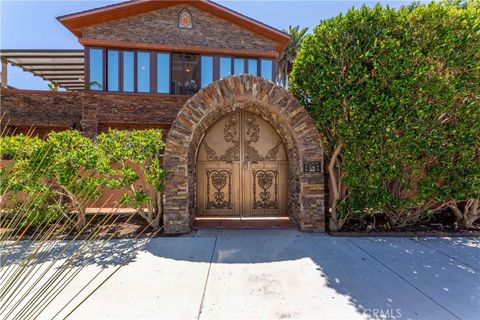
[193,218,296,230]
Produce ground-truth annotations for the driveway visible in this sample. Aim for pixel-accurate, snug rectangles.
[1,230,479,320]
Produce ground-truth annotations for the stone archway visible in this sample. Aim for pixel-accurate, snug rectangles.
[163,74,324,234]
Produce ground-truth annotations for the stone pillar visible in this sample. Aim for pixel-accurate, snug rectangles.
[1,58,8,89]
[81,95,99,139]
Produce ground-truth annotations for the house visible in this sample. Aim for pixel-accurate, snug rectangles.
[0,0,324,234]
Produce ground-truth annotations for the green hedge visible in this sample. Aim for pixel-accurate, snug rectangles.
[290,1,480,229]
[0,129,165,230]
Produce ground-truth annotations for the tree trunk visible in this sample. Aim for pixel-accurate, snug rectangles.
[328,143,345,231]
[76,209,86,232]
[449,199,480,228]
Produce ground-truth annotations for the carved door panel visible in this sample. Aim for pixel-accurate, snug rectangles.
[197,111,287,217]
[243,163,288,216]
[242,113,288,216]
[197,112,241,216]
[196,163,241,216]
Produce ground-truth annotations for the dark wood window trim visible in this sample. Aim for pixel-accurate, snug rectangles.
[101,48,106,91]
[119,50,124,92]
[133,50,138,93]
[150,51,156,93]
[84,46,90,91]
[213,56,220,81]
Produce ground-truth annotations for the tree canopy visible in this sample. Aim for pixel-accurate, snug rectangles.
[290,1,480,229]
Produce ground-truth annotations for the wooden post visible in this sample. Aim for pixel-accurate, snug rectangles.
[1,58,8,88]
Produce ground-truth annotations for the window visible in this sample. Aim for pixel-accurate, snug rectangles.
[123,51,134,92]
[157,53,170,94]
[234,58,245,75]
[248,59,258,76]
[201,56,213,88]
[89,48,103,90]
[261,59,273,81]
[137,52,150,93]
[107,50,119,91]
[220,57,231,79]
[171,53,199,95]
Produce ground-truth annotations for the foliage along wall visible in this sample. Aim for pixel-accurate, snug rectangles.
[290,1,480,230]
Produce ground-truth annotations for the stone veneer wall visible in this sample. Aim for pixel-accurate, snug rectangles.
[0,90,83,128]
[163,75,325,234]
[82,5,277,53]
[0,89,188,138]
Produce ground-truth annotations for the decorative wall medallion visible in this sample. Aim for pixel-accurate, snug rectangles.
[252,170,278,209]
[206,169,232,209]
[178,9,192,29]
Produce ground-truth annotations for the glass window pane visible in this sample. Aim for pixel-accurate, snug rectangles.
[171,53,183,95]
[171,53,199,95]
[184,54,199,94]
[201,56,213,88]
[261,59,273,81]
[89,48,103,90]
[220,57,231,79]
[123,51,134,92]
[248,59,258,76]
[107,50,119,91]
[234,58,245,75]
[157,53,170,94]
[137,52,150,93]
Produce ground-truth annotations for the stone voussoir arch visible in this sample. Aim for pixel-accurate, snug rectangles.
[163,74,324,234]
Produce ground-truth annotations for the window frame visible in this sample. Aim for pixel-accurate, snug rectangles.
[121,50,135,93]
[85,47,277,94]
[136,50,151,93]
[156,51,171,94]
[106,49,120,92]
[200,55,214,89]
[86,47,105,91]
[260,59,274,81]
[219,56,233,80]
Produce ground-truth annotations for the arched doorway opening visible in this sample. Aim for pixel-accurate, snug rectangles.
[196,110,288,217]
[163,75,325,234]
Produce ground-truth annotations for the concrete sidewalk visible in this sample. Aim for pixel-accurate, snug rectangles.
[1,230,479,320]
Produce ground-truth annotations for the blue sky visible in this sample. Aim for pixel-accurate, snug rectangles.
[1,0,416,90]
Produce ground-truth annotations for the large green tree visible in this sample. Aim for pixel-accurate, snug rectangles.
[290,1,479,230]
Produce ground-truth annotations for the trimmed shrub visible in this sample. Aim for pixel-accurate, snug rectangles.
[0,129,166,230]
[290,1,480,229]
[97,129,165,229]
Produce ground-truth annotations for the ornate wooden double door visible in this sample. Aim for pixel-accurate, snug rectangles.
[197,110,288,217]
